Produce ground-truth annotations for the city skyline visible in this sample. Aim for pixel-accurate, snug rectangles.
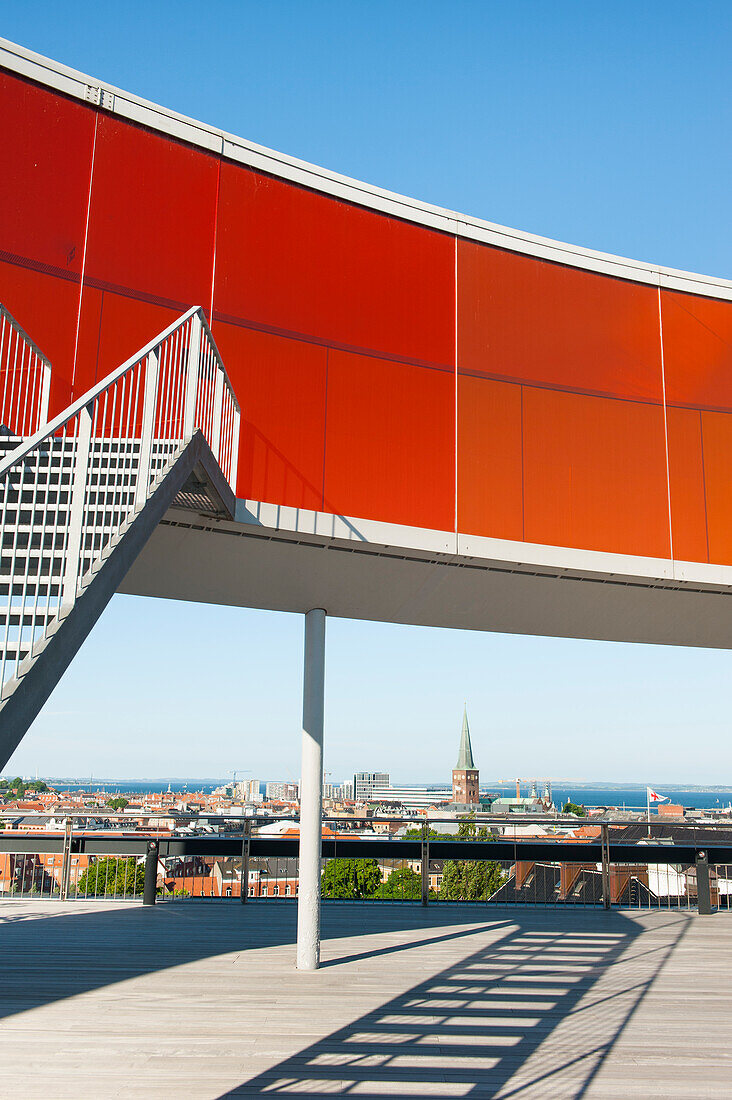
[7,594,731,783]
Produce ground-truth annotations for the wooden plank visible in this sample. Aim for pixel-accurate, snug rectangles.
[0,901,730,1098]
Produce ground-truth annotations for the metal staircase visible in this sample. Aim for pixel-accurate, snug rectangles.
[0,306,240,769]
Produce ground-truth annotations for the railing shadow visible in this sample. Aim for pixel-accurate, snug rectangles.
[0,900,692,1097]
[215,905,690,1098]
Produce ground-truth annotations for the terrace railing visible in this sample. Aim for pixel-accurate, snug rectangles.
[0,814,729,912]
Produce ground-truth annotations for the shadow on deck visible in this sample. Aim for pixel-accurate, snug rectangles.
[0,900,714,1098]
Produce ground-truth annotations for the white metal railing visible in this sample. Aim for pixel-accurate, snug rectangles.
[0,304,52,439]
[0,306,239,692]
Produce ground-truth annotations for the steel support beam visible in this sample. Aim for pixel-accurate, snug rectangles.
[421,823,429,907]
[240,819,251,904]
[601,824,611,910]
[143,840,158,905]
[696,851,712,915]
[60,817,73,901]
[296,607,326,970]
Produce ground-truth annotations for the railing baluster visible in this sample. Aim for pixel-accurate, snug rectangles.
[134,351,160,510]
[183,312,202,441]
[61,404,92,608]
[0,306,53,437]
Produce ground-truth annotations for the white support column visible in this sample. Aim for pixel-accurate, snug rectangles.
[296,607,326,971]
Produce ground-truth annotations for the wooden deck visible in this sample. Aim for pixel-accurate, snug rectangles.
[1,900,730,1097]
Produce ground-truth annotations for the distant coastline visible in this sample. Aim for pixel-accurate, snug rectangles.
[4,776,731,811]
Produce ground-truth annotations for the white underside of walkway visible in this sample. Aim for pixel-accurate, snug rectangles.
[0,901,729,1098]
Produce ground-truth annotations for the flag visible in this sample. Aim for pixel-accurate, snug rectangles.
[647,787,669,803]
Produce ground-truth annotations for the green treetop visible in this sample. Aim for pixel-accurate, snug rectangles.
[105,797,129,810]
[562,802,587,817]
[321,858,382,899]
[76,857,145,897]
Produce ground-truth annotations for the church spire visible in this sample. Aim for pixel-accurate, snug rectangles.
[455,704,476,770]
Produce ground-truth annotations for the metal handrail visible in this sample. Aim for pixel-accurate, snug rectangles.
[0,306,238,478]
[0,303,52,438]
[0,831,727,911]
[2,809,730,831]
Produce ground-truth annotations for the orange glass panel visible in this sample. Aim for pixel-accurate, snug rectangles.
[215,162,455,366]
[458,241,661,401]
[323,352,454,530]
[666,407,708,564]
[457,375,523,540]
[212,322,327,508]
[661,290,732,411]
[700,411,732,566]
[523,387,670,558]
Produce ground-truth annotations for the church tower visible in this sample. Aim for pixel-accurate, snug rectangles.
[452,705,479,806]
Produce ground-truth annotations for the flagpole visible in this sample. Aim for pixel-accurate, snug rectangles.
[647,787,651,837]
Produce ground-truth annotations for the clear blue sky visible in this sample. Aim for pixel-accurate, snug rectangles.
[3,2,732,784]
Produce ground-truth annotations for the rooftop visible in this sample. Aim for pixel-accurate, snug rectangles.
[0,900,728,1097]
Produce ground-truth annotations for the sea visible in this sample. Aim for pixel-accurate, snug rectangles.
[482,783,732,812]
[39,780,222,796]
[32,779,732,812]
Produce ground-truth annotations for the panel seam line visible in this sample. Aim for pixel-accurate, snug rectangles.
[658,284,674,568]
[71,112,98,395]
[454,232,458,546]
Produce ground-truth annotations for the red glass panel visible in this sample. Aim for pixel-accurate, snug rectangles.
[458,240,662,401]
[84,115,218,309]
[215,163,454,367]
[700,411,732,565]
[457,375,523,541]
[323,351,454,530]
[0,258,79,413]
[666,406,708,564]
[0,71,95,277]
[211,322,327,508]
[661,290,732,411]
[522,387,670,558]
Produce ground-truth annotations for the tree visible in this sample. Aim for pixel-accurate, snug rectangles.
[440,858,506,900]
[0,777,49,801]
[439,813,506,901]
[403,826,449,841]
[457,814,489,841]
[563,802,586,817]
[371,866,424,899]
[106,797,129,810]
[321,858,381,899]
[76,857,145,897]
